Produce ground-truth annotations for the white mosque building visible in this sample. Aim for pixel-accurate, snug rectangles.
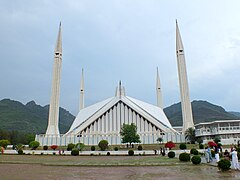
[35,21,194,146]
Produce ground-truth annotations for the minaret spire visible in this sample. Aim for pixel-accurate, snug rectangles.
[55,22,62,53]
[115,81,125,97]
[79,68,85,111]
[156,67,163,109]
[176,21,194,133]
[46,22,62,136]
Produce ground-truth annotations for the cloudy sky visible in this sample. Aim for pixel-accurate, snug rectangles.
[1,0,240,115]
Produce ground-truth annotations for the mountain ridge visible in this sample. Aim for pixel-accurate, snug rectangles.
[164,100,239,126]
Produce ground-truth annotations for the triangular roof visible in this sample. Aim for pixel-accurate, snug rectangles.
[66,93,176,135]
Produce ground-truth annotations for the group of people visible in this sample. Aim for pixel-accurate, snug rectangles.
[204,145,240,170]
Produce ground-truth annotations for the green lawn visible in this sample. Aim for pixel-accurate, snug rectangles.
[0,154,182,166]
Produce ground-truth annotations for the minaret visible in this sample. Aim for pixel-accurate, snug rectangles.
[176,20,194,133]
[156,67,163,109]
[46,22,62,135]
[79,68,85,111]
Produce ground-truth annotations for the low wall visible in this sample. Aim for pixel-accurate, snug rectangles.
[35,133,186,146]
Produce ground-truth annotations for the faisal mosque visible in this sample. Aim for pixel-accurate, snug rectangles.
[35,21,195,146]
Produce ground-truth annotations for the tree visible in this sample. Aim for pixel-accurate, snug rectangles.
[165,141,176,150]
[120,123,141,145]
[75,143,85,151]
[0,139,10,148]
[185,127,196,144]
[156,137,163,144]
[98,140,108,151]
[29,141,40,150]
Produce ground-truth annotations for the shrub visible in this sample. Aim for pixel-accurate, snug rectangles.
[236,148,240,153]
[168,151,175,158]
[199,144,204,149]
[190,148,198,155]
[179,153,190,162]
[75,143,85,151]
[128,149,134,156]
[138,145,143,150]
[50,145,58,150]
[29,141,40,150]
[196,138,203,144]
[213,136,221,144]
[67,143,75,151]
[71,148,79,156]
[0,140,10,148]
[91,146,95,151]
[43,145,48,150]
[98,140,108,151]
[191,155,201,165]
[107,152,110,156]
[218,159,231,171]
[179,143,187,150]
[114,147,119,151]
[165,141,175,150]
[18,149,24,155]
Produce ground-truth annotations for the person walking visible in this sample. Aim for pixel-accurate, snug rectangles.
[204,147,210,163]
[207,147,212,162]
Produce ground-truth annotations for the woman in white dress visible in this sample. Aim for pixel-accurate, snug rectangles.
[231,148,240,170]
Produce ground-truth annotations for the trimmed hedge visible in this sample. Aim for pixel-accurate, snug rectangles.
[67,143,75,151]
[138,145,143,151]
[168,151,175,158]
[218,159,231,171]
[191,155,201,164]
[199,144,204,149]
[98,140,108,151]
[179,143,187,150]
[190,148,198,155]
[71,148,79,156]
[179,153,190,162]
[128,150,134,156]
[91,146,95,151]
[43,145,48,150]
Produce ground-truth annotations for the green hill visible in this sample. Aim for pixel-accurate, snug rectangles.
[1,98,239,134]
[164,100,239,126]
[229,111,240,118]
[0,99,75,134]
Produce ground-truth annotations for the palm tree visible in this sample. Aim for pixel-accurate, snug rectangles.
[185,127,196,144]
